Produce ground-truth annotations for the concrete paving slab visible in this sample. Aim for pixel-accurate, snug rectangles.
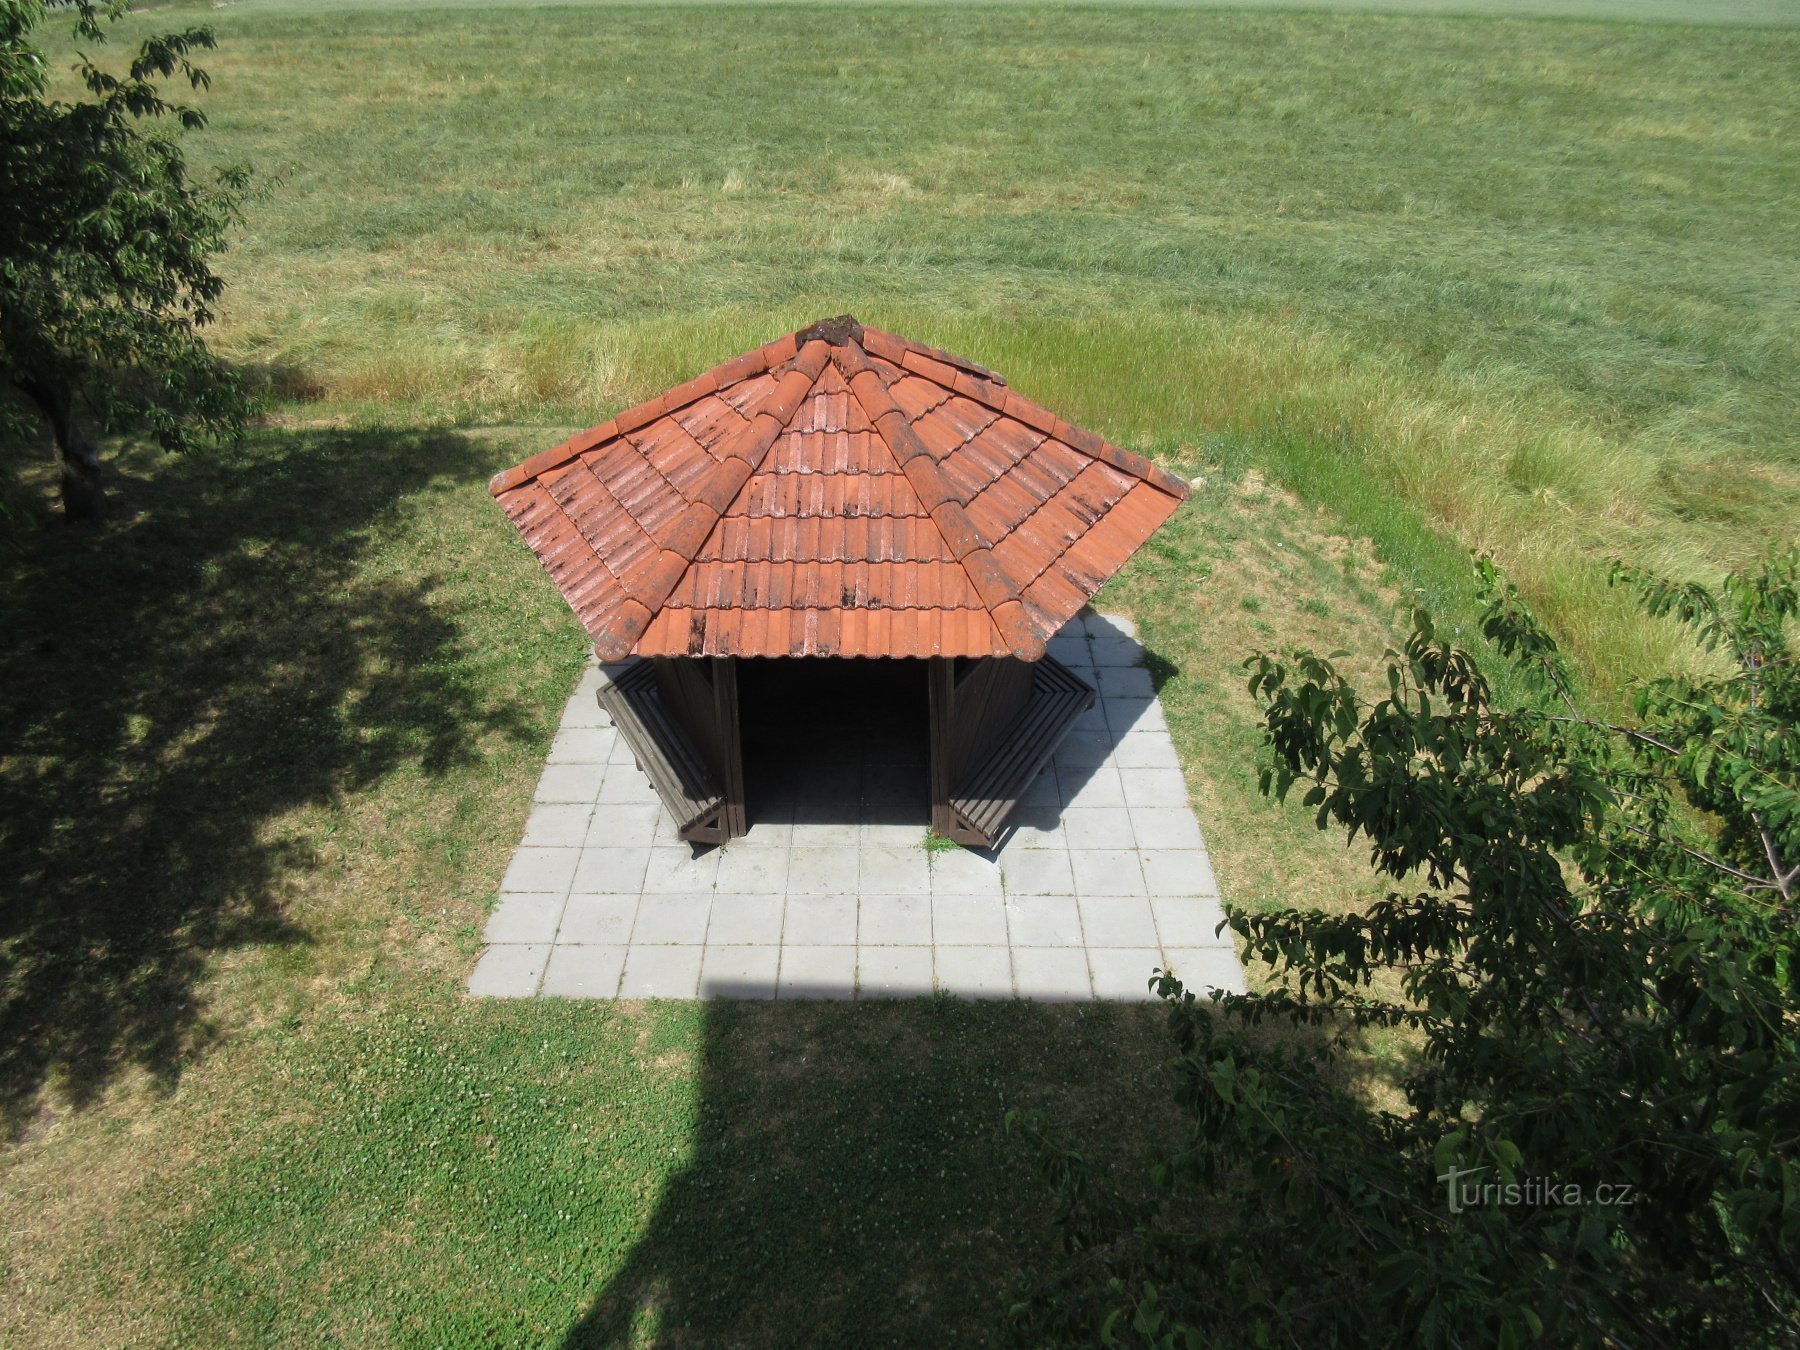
[1150,895,1233,948]
[933,894,1009,946]
[558,894,639,945]
[936,947,1013,1000]
[501,847,581,896]
[468,943,549,998]
[631,892,712,945]
[619,945,703,998]
[521,804,594,848]
[1013,947,1094,1001]
[715,845,790,895]
[484,893,566,945]
[471,614,1245,1003]
[860,894,932,946]
[778,944,857,999]
[533,763,607,804]
[705,894,785,945]
[541,944,626,998]
[1163,946,1247,996]
[1078,895,1160,948]
[1006,894,1084,947]
[1087,947,1163,1001]
[858,946,935,998]
[701,945,780,998]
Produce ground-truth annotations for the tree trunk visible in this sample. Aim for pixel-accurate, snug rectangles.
[17,377,106,522]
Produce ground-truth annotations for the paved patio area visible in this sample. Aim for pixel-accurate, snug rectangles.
[469,612,1244,1002]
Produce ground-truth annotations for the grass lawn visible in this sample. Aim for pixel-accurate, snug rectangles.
[3,0,1795,1341]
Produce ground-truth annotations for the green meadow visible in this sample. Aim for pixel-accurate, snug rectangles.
[3,0,1795,1341]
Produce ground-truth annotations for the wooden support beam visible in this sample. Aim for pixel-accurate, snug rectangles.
[712,656,746,841]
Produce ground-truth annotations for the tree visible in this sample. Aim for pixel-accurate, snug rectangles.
[1009,551,1800,1347]
[1,0,247,521]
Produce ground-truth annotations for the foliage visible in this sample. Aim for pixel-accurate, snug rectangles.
[1010,551,1800,1347]
[0,0,247,518]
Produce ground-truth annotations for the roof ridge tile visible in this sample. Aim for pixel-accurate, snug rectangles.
[833,340,1043,660]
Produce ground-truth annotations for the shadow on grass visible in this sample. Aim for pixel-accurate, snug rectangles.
[562,997,1175,1348]
[0,426,525,1137]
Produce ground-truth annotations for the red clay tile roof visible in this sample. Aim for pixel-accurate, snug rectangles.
[490,317,1188,661]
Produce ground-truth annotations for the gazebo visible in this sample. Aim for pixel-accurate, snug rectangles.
[490,316,1187,848]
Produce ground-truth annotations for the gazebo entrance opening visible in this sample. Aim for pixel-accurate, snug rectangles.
[737,658,928,834]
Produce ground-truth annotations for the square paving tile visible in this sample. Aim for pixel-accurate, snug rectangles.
[522,804,595,848]
[1119,767,1187,809]
[706,894,785,945]
[933,894,1008,946]
[779,945,856,999]
[1006,894,1084,947]
[1061,764,1126,810]
[1078,895,1160,948]
[860,894,932,946]
[788,846,860,896]
[501,847,580,896]
[619,945,703,999]
[1163,947,1246,996]
[631,892,712,945]
[598,767,656,804]
[571,846,651,896]
[1084,612,1136,640]
[930,848,1003,897]
[858,946,934,998]
[701,945,780,998]
[936,947,1013,1000]
[533,763,607,804]
[1087,947,1164,1002]
[860,844,930,894]
[1069,848,1146,897]
[541,944,626,998]
[642,846,721,894]
[1128,807,1207,850]
[548,726,615,765]
[484,893,566,945]
[1062,807,1136,849]
[585,803,662,849]
[715,844,789,894]
[1113,733,1181,771]
[1150,895,1232,948]
[1000,849,1076,896]
[1013,948,1094,1001]
[472,616,1242,1004]
[468,943,549,998]
[1089,637,1143,667]
[558,894,639,945]
[785,894,857,945]
[1142,850,1217,898]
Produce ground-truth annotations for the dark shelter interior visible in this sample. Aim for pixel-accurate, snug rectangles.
[736,658,929,833]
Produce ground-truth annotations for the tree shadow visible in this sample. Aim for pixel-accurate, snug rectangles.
[562,996,1177,1348]
[0,425,529,1137]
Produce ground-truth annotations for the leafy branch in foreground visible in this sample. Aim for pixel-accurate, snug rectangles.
[1,0,248,520]
[1008,549,1800,1348]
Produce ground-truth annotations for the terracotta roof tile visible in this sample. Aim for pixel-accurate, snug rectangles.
[492,318,1187,660]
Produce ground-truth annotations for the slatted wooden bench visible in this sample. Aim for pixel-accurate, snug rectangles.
[595,662,730,845]
[948,655,1095,846]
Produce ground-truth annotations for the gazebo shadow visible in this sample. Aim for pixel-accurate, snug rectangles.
[561,994,1174,1346]
[0,425,532,1136]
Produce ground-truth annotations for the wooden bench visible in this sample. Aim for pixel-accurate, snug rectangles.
[948,655,1095,846]
[595,662,730,845]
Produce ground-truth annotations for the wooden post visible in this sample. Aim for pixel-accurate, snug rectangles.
[712,657,746,841]
[928,657,960,839]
